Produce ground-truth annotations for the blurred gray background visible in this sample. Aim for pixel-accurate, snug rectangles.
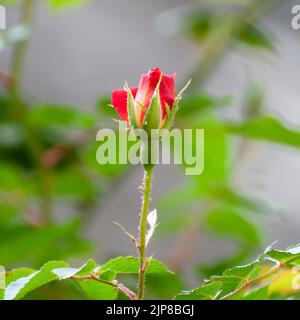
[1,0,300,266]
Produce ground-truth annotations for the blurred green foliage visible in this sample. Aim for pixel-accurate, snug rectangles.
[183,10,274,51]
[1,0,300,300]
[0,0,130,288]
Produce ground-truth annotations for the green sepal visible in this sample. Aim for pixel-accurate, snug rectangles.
[162,79,192,130]
[143,77,162,133]
[162,99,179,130]
[124,82,138,128]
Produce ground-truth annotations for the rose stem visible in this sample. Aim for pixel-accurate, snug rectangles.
[137,167,153,300]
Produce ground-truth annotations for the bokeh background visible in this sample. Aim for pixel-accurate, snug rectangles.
[0,0,300,299]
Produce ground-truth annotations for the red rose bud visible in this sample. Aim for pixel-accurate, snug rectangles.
[111,68,191,171]
[111,68,177,130]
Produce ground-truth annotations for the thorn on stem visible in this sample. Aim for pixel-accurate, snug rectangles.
[113,221,137,244]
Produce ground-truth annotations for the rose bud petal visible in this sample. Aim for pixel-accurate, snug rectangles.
[111,68,177,130]
[135,68,176,127]
[111,87,138,122]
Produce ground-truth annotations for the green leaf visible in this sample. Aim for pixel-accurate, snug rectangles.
[238,24,274,50]
[52,259,97,280]
[74,276,117,300]
[0,268,35,300]
[244,286,269,300]
[205,208,260,246]
[183,10,213,40]
[184,10,274,51]
[213,261,260,299]
[175,282,222,300]
[177,243,300,300]
[52,259,118,299]
[222,262,260,280]
[4,259,118,300]
[4,261,68,300]
[3,259,117,300]
[267,244,300,265]
[100,256,173,274]
[287,243,300,255]
[226,116,300,149]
